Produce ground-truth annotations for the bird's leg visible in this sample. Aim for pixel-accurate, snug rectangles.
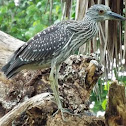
[49,62,63,113]
[54,64,60,89]
[49,65,61,107]
[55,64,76,119]
[49,61,75,121]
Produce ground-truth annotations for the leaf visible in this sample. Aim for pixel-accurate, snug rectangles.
[104,81,110,91]
[0,6,8,14]
[33,13,40,21]
[25,31,33,39]
[36,1,42,8]
[8,1,15,9]
[102,99,107,110]
[26,5,38,16]
[33,20,40,26]
[56,5,60,13]
[33,24,43,33]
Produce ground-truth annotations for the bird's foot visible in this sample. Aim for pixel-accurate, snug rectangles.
[53,107,80,121]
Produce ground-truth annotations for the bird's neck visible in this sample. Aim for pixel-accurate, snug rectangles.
[83,15,98,24]
[82,15,99,33]
[69,15,99,52]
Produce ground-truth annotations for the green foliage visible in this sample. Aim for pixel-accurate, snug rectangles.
[91,77,126,114]
[0,0,62,41]
[102,99,107,110]
[90,79,108,113]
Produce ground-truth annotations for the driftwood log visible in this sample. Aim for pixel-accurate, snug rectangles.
[0,31,125,126]
[0,31,24,69]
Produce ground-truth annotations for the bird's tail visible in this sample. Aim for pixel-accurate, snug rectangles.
[1,43,29,79]
[1,58,23,79]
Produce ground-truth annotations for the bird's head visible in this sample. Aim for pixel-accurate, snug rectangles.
[86,4,126,22]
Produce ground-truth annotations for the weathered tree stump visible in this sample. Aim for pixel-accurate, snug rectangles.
[105,81,126,126]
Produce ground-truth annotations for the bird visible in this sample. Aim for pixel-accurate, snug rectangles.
[1,4,125,120]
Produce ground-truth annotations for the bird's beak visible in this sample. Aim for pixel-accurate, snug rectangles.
[107,11,126,21]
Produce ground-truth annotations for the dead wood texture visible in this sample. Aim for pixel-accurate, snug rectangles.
[105,81,126,126]
[0,93,55,126]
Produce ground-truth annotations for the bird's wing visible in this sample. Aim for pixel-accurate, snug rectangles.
[13,22,73,63]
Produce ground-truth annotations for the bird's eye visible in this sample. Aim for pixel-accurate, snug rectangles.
[99,10,104,15]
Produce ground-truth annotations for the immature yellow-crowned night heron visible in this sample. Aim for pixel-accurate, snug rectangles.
[1,4,125,119]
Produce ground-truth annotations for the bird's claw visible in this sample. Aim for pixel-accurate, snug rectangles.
[52,108,80,121]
